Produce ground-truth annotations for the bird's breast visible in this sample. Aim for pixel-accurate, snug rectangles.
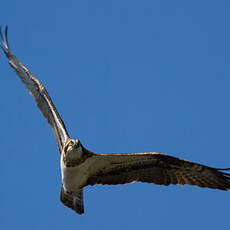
[60,154,91,192]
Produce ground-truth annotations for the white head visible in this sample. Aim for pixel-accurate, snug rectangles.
[64,139,83,161]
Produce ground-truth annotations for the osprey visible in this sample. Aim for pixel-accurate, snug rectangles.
[1,27,230,215]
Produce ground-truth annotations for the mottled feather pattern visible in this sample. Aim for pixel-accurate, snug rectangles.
[87,153,230,190]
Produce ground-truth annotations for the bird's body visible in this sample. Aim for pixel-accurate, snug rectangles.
[1,26,230,215]
[61,141,92,192]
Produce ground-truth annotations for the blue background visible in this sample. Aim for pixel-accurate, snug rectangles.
[1,1,230,229]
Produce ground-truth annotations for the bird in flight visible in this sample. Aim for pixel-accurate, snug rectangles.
[1,26,230,215]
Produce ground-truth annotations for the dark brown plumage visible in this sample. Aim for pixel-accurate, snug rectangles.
[87,153,230,190]
[1,26,230,215]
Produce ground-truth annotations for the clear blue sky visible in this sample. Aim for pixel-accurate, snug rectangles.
[1,1,230,229]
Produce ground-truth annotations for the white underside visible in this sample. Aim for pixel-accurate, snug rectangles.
[60,154,95,193]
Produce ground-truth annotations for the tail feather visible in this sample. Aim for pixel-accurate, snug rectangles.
[73,190,84,214]
[60,185,84,215]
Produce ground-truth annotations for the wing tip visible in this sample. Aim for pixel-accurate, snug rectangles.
[213,167,230,190]
[0,25,10,56]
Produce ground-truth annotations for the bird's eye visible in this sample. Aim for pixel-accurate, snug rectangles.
[69,141,74,146]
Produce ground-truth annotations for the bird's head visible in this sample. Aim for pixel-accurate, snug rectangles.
[64,139,83,162]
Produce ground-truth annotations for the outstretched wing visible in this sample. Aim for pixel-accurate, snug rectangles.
[87,152,230,190]
[0,26,70,153]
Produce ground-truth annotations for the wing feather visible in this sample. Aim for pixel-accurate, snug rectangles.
[0,26,69,153]
[87,152,230,190]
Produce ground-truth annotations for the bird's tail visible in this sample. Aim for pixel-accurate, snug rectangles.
[60,185,84,215]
